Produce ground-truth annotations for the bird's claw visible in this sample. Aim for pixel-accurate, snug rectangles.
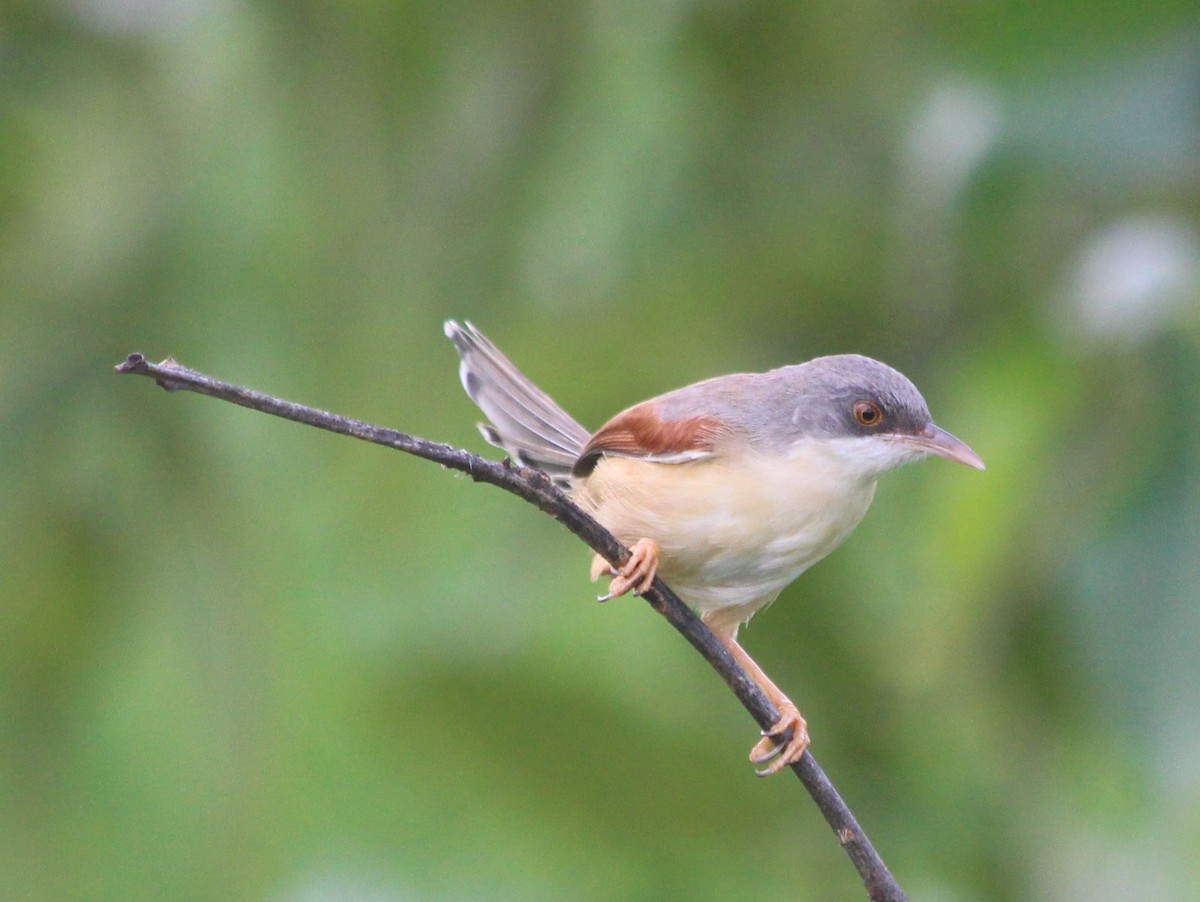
[749,706,809,777]
[591,538,660,602]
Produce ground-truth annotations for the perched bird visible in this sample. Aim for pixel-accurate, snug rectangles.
[445,321,983,775]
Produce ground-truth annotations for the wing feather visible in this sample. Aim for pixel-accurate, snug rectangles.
[573,402,724,476]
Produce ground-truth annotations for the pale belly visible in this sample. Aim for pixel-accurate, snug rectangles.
[572,445,879,628]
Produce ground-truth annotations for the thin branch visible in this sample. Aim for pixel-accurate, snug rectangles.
[115,352,909,902]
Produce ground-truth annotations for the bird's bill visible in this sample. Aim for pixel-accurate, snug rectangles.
[894,423,986,470]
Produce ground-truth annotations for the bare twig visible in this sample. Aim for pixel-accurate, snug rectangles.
[115,352,909,902]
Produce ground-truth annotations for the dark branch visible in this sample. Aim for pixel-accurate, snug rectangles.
[115,352,909,902]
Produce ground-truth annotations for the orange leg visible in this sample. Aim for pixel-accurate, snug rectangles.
[591,538,660,601]
[704,616,809,776]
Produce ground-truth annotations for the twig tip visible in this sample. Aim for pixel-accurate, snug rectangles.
[114,352,147,374]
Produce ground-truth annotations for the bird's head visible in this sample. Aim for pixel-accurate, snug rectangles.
[782,354,985,478]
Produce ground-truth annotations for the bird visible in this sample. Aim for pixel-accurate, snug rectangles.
[444,320,984,775]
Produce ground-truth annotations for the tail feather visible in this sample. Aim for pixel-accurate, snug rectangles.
[445,320,590,482]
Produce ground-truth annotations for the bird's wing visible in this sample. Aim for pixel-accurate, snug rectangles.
[573,401,725,476]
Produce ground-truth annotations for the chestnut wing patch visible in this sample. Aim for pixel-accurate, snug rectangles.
[573,402,724,477]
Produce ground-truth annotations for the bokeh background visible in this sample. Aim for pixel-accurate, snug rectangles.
[4,2,1199,899]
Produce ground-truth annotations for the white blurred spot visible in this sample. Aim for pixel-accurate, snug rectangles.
[887,78,1003,311]
[1041,830,1181,901]
[1067,215,1200,340]
[902,79,1004,206]
[1159,695,1200,799]
[276,872,408,902]
[59,0,217,36]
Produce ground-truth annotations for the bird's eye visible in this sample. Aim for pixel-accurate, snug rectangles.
[853,401,883,427]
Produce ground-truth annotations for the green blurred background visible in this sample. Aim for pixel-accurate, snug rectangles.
[4,2,1199,899]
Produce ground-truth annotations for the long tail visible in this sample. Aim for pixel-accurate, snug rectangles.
[444,320,591,484]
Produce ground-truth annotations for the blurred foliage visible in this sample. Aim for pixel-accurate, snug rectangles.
[2,1,1199,900]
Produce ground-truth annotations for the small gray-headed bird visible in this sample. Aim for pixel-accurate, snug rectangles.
[446,321,983,775]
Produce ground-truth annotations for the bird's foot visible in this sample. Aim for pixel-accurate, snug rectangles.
[593,538,660,601]
[748,704,809,777]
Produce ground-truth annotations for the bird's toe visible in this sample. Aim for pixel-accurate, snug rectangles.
[750,708,809,777]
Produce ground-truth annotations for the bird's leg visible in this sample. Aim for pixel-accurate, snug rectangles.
[704,617,809,776]
[591,538,661,601]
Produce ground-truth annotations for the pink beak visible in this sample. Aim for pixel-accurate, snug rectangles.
[896,423,986,470]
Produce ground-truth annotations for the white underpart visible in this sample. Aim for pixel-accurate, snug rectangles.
[574,435,926,630]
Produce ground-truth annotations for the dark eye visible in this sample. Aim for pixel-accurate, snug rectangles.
[853,400,883,427]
